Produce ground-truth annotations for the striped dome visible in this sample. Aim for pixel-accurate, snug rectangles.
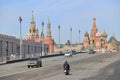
[95,31,101,37]
[84,32,89,37]
[102,31,107,37]
[90,37,93,41]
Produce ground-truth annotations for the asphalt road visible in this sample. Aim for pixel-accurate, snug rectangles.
[0,52,120,80]
[82,59,120,80]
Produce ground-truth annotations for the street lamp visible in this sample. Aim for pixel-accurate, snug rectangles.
[18,16,22,59]
[79,30,81,45]
[42,21,44,56]
[70,27,72,50]
[58,25,60,48]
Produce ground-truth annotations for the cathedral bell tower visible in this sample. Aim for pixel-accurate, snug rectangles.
[90,17,98,46]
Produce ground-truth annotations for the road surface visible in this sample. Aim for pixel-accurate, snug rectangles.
[0,52,120,80]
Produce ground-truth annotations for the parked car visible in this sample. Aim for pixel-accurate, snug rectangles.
[27,57,42,68]
[64,51,73,57]
[89,49,96,54]
[71,50,76,55]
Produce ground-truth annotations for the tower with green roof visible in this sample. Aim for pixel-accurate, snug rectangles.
[44,17,54,53]
[26,11,39,42]
[47,17,51,37]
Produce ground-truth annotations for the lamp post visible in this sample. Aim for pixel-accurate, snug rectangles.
[58,25,60,48]
[70,27,72,50]
[79,30,81,45]
[18,16,22,59]
[42,21,44,56]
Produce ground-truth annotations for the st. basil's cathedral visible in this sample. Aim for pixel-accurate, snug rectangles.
[83,17,108,50]
[26,11,54,53]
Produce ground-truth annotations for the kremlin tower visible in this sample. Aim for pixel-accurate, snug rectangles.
[26,11,54,53]
[26,11,40,42]
[44,18,54,53]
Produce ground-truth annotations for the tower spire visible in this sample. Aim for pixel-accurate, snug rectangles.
[48,16,50,24]
[93,17,96,23]
[92,17,96,28]
[31,10,35,23]
[47,17,51,36]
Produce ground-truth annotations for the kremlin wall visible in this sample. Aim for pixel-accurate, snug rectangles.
[0,11,120,63]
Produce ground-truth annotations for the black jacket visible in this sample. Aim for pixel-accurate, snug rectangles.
[63,61,70,70]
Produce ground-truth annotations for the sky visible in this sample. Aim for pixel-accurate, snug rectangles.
[0,0,120,44]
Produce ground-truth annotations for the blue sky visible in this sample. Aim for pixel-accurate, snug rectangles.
[0,0,120,44]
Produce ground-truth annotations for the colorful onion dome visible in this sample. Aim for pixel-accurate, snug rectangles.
[95,31,101,37]
[84,32,89,37]
[102,31,107,37]
[90,36,93,41]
